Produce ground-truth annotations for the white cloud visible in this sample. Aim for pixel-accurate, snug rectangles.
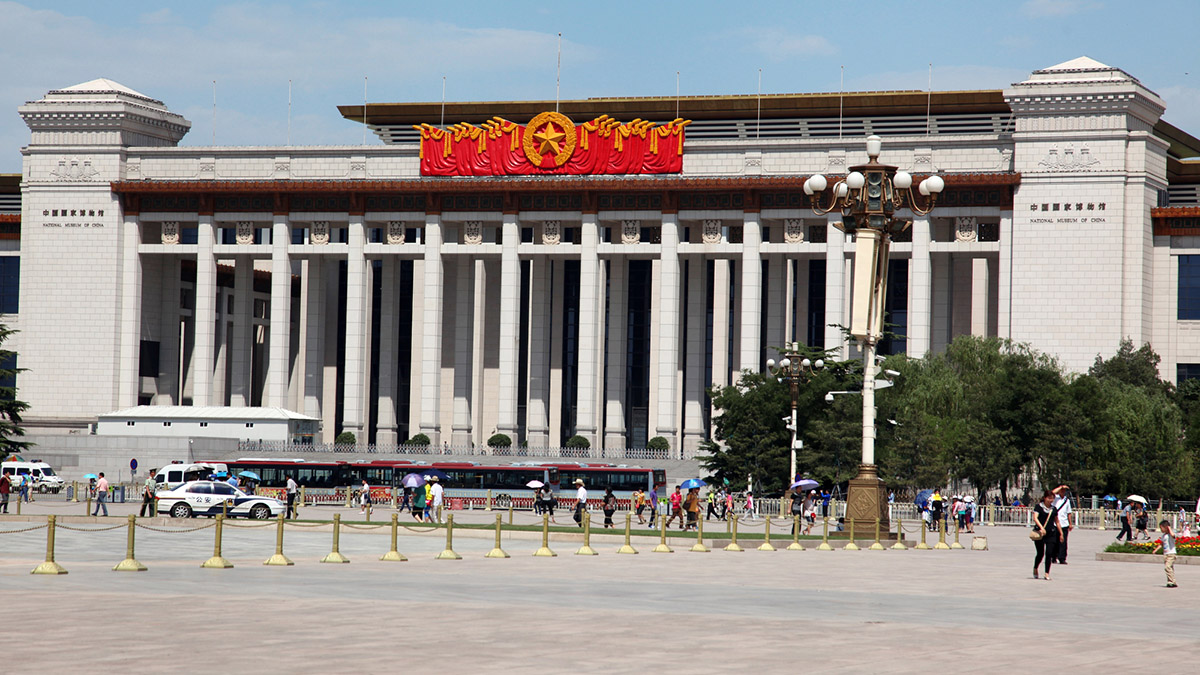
[742,28,836,61]
[1020,0,1102,17]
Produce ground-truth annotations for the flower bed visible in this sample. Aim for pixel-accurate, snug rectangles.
[1104,535,1200,556]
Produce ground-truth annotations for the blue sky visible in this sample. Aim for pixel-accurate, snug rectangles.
[3,0,1199,171]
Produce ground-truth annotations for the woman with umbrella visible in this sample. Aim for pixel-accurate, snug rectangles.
[681,479,705,531]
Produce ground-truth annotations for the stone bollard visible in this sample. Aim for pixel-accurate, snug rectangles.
[71,481,79,503]
[844,518,860,550]
[1099,509,1106,531]
[113,514,147,571]
[534,513,556,557]
[265,512,295,566]
[758,515,776,551]
[652,514,674,553]
[617,513,638,554]
[85,494,91,516]
[725,514,744,552]
[915,518,931,550]
[344,489,352,509]
[366,502,372,522]
[935,517,951,550]
[951,518,965,549]
[202,515,234,569]
[435,513,463,560]
[787,515,805,551]
[869,517,886,550]
[321,513,350,563]
[486,489,493,512]
[508,502,514,525]
[31,515,67,575]
[891,517,908,550]
[485,514,509,559]
[381,513,408,561]
[576,514,598,556]
[691,511,709,552]
[817,516,833,551]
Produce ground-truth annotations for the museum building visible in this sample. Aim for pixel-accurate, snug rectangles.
[5,56,1200,456]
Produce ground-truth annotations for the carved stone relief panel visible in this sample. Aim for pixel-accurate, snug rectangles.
[235,221,254,245]
[464,220,483,245]
[161,221,179,245]
[386,221,405,245]
[955,216,978,242]
[621,219,641,244]
[311,220,330,245]
[702,219,722,244]
[542,220,561,245]
[783,219,804,244]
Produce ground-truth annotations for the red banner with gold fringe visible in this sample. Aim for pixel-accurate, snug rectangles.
[416,112,689,176]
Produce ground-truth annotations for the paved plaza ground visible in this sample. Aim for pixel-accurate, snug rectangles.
[2,499,1198,672]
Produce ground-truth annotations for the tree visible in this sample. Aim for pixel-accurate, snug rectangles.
[334,431,356,445]
[0,324,29,460]
[1089,339,1169,395]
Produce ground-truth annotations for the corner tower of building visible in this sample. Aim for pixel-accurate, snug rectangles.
[1004,57,1168,371]
[17,79,191,429]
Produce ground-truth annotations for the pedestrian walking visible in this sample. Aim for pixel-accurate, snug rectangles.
[1115,500,1134,543]
[541,486,558,523]
[359,479,372,514]
[0,469,11,513]
[430,476,444,523]
[285,474,298,519]
[1135,504,1151,541]
[602,488,617,528]
[647,486,658,524]
[412,483,426,522]
[1052,487,1074,564]
[573,478,588,527]
[1031,488,1064,580]
[92,472,109,516]
[684,487,700,531]
[18,472,31,503]
[724,490,734,520]
[744,490,756,519]
[399,486,412,513]
[633,488,647,525]
[140,469,158,517]
[1153,519,1179,588]
[790,489,805,534]
[422,476,435,522]
[665,485,684,529]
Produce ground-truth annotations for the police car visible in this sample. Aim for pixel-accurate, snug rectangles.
[156,480,285,520]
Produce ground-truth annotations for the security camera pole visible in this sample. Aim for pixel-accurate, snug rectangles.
[766,345,823,488]
[803,135,942,534]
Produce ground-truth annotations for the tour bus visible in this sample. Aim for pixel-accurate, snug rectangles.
[0,460,66,493]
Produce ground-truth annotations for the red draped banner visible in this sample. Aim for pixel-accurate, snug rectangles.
[416,112,689,176]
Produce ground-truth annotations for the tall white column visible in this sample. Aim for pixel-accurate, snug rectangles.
[998,212,1013,340]
[932,253,952,353]
[971,257,990,337]
[266,215,292,407]
[656,213,681,445]
[526,257,551,446]
[408,258,425,439]
[824,216,845,355]
[376,258,399,444]
[497,213,521,438]
[739,212,763,376]
[575,213,601,446]
[342,215,368,441]
[603,258,627,449]
[451,257,475,446]
[302,258,324,421]
[766,256,786,353]
[682,256,707,454]
[711,259,730,391]
[117,214,142,407]
[155,257,180,404]
[192,215,216,406]
[419,214,444,444]
[909,215,932,357]
[230,257,252,406]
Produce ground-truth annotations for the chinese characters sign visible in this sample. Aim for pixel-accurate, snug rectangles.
[416,112,689,176]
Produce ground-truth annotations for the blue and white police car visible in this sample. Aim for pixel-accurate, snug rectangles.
[156,480,285,519]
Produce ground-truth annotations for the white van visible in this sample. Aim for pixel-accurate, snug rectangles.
[0,461,66,493]
[154,462,229,491]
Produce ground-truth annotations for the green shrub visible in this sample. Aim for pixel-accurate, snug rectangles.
[488,433,512,448]
[565,434,591,449]
[334,431,356,445]
[646,436,670,450]
[407,433,431,446]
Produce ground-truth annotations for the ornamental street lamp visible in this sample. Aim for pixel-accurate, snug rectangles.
[766,343,823,488]
[803,135,942,534]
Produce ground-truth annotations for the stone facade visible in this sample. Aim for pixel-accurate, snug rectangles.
[8,60,1200,456]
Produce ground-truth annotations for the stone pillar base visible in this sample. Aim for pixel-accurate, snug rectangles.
[376,428,398,445]
[525,429,549,448]
[681,431,706,458]
[603,432,627,450]
[847,464,889,536]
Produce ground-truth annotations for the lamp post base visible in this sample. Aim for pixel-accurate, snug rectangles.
[847,464,889,538]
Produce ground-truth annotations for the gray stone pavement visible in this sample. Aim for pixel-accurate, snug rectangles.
[2,503,1199,672]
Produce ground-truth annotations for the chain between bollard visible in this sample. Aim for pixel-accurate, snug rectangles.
[57,522,127,532]
[0,523,49,534]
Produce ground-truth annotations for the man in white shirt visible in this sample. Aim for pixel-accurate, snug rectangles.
[1052,486,1074,564]
[430,476,444,523]
[573,478,587,527]
[92,473,109,516]
[285,475,298,519]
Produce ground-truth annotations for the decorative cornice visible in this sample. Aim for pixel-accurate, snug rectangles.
[1151,206,1200,236]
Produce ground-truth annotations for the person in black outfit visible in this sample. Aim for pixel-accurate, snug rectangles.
[1032,487,1065,580]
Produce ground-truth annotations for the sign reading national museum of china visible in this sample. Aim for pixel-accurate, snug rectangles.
[415,112,690,176]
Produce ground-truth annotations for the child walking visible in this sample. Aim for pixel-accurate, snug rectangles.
[1152,519,1178,588]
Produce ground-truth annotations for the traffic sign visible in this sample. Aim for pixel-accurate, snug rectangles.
[130,458,138,472]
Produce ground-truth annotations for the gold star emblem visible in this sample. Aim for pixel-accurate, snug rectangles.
[532,122,566,155]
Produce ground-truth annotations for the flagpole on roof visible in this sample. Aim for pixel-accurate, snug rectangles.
[556,32,562,113]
